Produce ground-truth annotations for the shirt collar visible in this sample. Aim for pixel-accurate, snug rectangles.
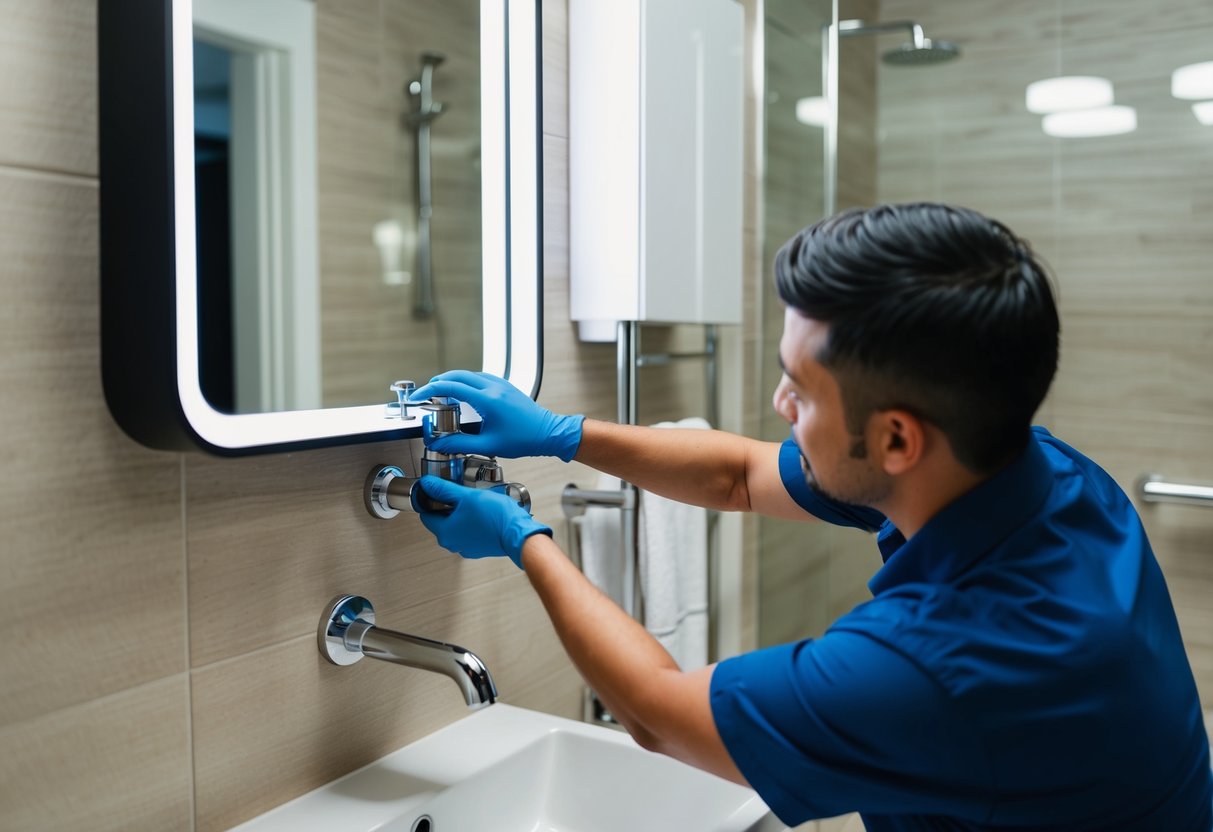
[869,432,1055,594]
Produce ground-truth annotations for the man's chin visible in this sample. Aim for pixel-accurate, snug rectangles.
[800,452,826,496]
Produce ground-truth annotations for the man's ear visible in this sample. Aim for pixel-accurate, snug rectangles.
[872,409,924,476]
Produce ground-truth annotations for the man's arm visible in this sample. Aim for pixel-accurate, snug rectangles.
[520,532,748,784]
[575,419,816,521]
[407,372,814,521]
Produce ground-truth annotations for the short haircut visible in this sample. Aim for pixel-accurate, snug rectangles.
[774,202,1060,473]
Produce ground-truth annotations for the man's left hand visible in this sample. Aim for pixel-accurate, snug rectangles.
[413,475,552,569]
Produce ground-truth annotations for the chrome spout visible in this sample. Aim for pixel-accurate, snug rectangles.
[319,595,497,709]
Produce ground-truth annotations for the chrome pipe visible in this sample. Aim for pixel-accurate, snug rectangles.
[358,626,497,708]
[1137,475,1213,507]
[838,19,926,48]
[635,350,715,367]
[561,486,636,518]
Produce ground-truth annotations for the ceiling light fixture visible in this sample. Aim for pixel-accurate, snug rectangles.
[795,96,830,128]
[1025,76,1114,113]
[1171,61,1213,100]
[1042,105,1137,138]
[1192,101,1213,126]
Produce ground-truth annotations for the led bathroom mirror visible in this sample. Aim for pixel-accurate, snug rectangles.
[99,0,542,454]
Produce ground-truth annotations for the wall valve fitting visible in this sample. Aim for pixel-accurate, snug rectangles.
[365,394,532,519]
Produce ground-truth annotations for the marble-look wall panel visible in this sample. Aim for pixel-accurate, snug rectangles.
[0,170,186,728]
[0,0,96,175]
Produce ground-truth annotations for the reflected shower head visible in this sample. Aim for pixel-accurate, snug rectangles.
[882,38,961,66]
[837,19,961,67]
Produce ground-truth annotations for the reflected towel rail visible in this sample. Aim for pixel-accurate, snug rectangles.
[1137,475,1213,507]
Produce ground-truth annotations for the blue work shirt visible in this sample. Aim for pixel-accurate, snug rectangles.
[711,427,1212,831]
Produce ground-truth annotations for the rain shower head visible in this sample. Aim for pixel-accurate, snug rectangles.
[837,19,961,67]
[881,38,961,66]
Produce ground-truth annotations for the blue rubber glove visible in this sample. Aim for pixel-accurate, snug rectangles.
[413,475,552,569]
[408,371,584,461]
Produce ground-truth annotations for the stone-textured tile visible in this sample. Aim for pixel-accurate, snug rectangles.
[192,572,575,831]
[185,438,514,667]
[0,170,185,726]
[0,676,191,832]
[759,519,831,646]
[0,0,96,175]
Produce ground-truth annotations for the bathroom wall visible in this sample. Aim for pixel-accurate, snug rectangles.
[877,0,1213,710]
[0,1,759,829]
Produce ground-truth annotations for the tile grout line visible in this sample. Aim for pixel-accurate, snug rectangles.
[188,569,530,676]
[0,161,97,187]
[182,454,197,832]
[0,672,186,740]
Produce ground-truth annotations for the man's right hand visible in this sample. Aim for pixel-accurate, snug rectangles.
[408,371,585,461]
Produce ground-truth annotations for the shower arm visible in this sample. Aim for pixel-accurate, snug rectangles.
[835,19,926,49]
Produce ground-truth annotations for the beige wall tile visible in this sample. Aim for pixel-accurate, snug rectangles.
[0,170,186,726]
[185,439,516,667]
[0,675,191,832]
[0,0,96,175]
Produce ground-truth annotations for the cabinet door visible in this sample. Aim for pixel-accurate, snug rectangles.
[642,0,743,325]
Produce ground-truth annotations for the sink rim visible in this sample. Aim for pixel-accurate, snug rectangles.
[230,702,771,832]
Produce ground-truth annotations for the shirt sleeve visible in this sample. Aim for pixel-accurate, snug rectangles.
[778,436,887,532]
[710,628,991,826]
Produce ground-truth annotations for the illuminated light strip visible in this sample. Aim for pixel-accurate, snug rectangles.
[172,0,536,448]
[481,0,509,379]
[506,0,541,396]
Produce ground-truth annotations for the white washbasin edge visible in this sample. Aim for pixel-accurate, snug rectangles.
[229,703,773,832]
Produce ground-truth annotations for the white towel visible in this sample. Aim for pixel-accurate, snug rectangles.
[640,417,711,671]
[578,473,626,609]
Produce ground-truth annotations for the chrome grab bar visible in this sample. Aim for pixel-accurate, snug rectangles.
[1137,475,1213,507]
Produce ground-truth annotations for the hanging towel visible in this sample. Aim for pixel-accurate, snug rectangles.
[640,417,711,671]
[578,473,626,609]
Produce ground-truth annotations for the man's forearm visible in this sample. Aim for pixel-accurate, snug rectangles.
[520,533,746,784]
[573,419,762,512]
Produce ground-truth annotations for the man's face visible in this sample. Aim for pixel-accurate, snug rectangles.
[773,309,892,507]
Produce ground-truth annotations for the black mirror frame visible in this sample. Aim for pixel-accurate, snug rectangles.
[98,0,544,455]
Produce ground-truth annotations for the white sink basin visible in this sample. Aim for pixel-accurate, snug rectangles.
[232,704,774,832]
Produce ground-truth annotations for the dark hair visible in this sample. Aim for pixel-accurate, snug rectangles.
[774,202,1060,473]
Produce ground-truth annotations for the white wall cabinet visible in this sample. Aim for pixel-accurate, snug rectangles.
[569,0,744,337]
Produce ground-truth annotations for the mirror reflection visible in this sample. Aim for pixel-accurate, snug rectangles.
[191,0,483,415]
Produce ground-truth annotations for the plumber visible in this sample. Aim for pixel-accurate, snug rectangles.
[407,202,1212,832]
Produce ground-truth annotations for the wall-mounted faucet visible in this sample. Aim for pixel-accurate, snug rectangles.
[318,594,497,709]
[369,381,532,518]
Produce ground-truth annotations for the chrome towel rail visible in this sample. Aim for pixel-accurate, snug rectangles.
[1137,475,1213,507]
